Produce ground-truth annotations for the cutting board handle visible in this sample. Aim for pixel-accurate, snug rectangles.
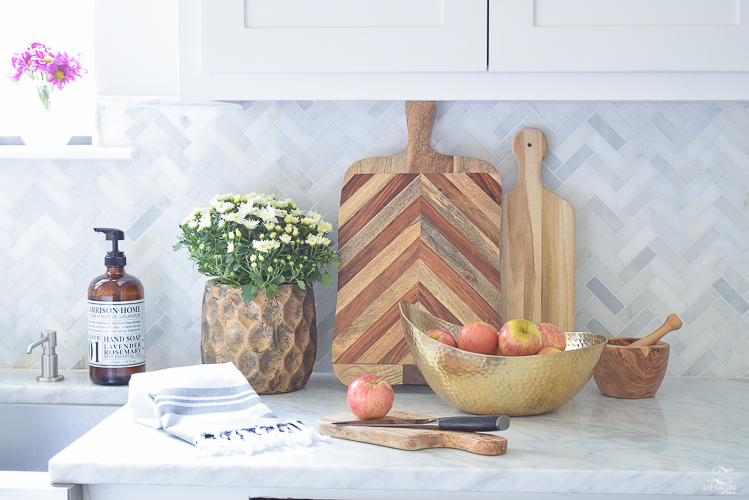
[405,101,438,170]
[511,129,549,184]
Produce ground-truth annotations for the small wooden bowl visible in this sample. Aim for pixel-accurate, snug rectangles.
[592,337,670,399]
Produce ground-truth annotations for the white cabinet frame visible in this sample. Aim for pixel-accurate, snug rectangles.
[490,0,749,72]
[202,0,487,73]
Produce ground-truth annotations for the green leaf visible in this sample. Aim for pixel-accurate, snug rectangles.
[241,284,258,303]
[321,273,334,288]
[297,280,306,291]
[265,288,275,300]
[329,261,341,268]
[173,243,184,251]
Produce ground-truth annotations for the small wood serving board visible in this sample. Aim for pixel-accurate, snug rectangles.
[500,129,576,331]
[318,409,507,456]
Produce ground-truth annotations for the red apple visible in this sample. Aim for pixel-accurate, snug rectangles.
[425,329,458,348]
[457,322,498,355]
[497,319,542,356]
[537,323,567,351]
[537,346,562,355]
[346,374,394,419]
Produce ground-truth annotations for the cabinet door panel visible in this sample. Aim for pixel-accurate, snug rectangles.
[203,0,487,73]
[490,0,749,72]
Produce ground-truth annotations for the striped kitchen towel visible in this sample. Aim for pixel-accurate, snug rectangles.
[125,362,326,456]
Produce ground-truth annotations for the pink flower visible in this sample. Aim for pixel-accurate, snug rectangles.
[8,42,55,81]
[44,52,86,90]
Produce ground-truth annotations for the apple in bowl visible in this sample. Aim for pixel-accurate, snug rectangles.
[538,346,562,355]
[425,329,458,348]
[497,319,542,356]
[537,323,566,351]
[457,322,498,355]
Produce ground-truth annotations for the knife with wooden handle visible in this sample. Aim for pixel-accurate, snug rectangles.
[332,415,510,432]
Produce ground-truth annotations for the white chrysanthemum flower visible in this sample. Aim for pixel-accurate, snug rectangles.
[279,234,292,244]
[210,193,233,207]
[258,205,279,223]
[218,219,226,228]
[187,220,198,229]
[273,199,288,208]
[250,255,256,262]
[270,232,277,238]
[236,202,258,218]
[199,243,205,250]
[251,262,257,268]
[228,232,235,240]
[227,242,235,253]
[247,195,267,207]
[285,224,293,234]
[181,212,196,226]
[264,222,275,231]
[222,212,243,223]
[292,228,299,236]
[301,217,315,226]
[213,201,235,214]
[306,234,331,246]
[241,219,260,230]
[317,221,333,234]
[291,209,304,217]
[198,212,212,229]
[252,239,280,253]
[308,211,321,223]
[284,215,300,224]
[235,229,241,239]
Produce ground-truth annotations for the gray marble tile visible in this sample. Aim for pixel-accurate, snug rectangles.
[713,278,749,315]
[587,277,624,314]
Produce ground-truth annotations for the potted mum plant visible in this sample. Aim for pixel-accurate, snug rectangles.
[175,193,338,394]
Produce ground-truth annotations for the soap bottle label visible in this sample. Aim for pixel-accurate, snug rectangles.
[87,299,146,367]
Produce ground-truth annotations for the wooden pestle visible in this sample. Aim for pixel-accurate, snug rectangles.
[629,314,682,347]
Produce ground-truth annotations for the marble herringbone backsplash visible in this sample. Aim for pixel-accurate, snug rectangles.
[1,99,748,377]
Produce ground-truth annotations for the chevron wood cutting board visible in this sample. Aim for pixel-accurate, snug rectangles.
[332,101,502,386]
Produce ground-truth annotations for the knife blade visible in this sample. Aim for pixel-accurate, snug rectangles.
[332,415,510,432]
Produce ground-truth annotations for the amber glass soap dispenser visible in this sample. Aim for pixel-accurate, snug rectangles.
[88,228,145,385]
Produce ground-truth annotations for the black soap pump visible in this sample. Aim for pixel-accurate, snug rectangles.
[87,228,146,385]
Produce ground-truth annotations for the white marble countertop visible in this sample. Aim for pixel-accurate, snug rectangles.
[47,373,748,498]
[0,370,128,405]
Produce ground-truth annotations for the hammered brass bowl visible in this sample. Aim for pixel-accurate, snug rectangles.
[399,301,607,416]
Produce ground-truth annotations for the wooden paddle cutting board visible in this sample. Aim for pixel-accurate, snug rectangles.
[333,102,502,386]
[500,129,575,331]
[318,410,507,456]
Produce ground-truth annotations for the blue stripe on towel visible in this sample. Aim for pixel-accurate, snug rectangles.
[156,396,266,417]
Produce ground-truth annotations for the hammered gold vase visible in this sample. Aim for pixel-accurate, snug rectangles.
[201,282,317,394]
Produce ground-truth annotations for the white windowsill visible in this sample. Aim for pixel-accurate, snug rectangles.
[0,146,137,160]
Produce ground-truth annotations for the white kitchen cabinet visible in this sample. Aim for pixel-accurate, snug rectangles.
[97,0,749,100]
[200,0,487,73]
[489,0,749,72]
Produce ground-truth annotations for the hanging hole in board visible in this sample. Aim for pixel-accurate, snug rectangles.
[527,143,532,147]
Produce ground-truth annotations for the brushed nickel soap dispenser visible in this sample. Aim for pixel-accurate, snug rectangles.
[26,330,64,382]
